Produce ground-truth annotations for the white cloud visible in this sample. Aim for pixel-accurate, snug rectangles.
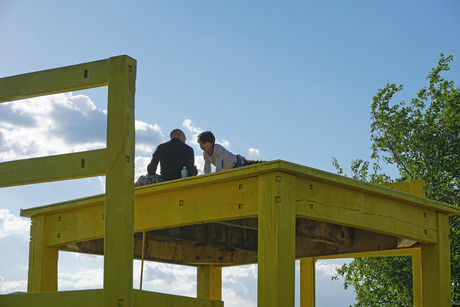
[222,265,257,307]
[135,120,164,155]
[139,262,197,297]
[0,93,106,161]
[182,118,203,147]
[0,276,27,294]
[0,209,30,239]
[134,156,152,179]
[0,93,165,163]
[315,260,340,278]
[58,268,103,290]
[244,148,262,160]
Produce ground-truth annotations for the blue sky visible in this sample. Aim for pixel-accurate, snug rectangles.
[0,1,459,306]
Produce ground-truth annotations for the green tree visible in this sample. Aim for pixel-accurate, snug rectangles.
[333,54,460,306]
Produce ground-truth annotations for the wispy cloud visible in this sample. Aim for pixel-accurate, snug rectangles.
[0,276,27,294]
[59,268,104,290]
[0,93,164,162]
[0,209,30,239]
[316,260,340,277]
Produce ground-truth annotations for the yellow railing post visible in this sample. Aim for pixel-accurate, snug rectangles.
[103,55,136,307]
[300,257,316,307]
[197,265,222,301]
[27,215,58,292]
[258,172,296,306]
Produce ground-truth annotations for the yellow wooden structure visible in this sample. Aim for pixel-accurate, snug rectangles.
[1,57,459,307]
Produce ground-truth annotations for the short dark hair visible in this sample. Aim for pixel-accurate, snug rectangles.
[197,131,215,144]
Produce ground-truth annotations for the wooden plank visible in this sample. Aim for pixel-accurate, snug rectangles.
[279,160,460,215]
[380,179,426,197]
[0,149,106,188]
[133,289,223,307]
[0,59,109,103]
[103,55,136,307]
[296,218,353,247]
[420,213,451,306]
[295,177,438,243]
[148,223,259,251]
[45,204,105,246]
[0,289,103,307]
[73,236,259,265]
[40,178,258,246]
[315,247,420,260]
[295,228,398,259]
[411,249,422,307]
[258,172,296,307]
[197,265,222,301]
[134,176,259,231]
[27,215,58,292]
[300,257,316,307]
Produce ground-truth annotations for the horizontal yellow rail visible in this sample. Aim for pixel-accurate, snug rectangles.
[0,149,106,187]
[0,59,109,103]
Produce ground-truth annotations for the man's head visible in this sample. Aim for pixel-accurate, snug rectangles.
[170,129,186,143]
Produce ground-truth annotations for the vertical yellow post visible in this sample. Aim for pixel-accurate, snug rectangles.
[27,215,58,292]
[381,178,425,306]
[408,179,425,197]
[104,55,136,307]
[300,257,315,307]
[258,172,296,307]
[197,265,222,301]
[420,213,451,307]
[411,249,422,307]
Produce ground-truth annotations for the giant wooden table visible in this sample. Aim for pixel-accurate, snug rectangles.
[14,160,460,306]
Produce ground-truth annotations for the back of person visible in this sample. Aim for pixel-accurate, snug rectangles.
[150,138,194,181]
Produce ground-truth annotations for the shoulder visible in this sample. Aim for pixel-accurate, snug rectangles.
[214,144,227,152]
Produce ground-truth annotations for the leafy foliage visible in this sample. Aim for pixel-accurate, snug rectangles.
[333,54,460,306]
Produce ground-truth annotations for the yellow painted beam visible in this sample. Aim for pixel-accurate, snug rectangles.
[133,289,223,307]
[103,55,136,307]
[314,247,420,260]
[0,289,103,307]
[280,161,458,215]
[135,176,259,231]
[0,59,109,103]
[380,179,426,197]
[45,204,105,246]
[411,249,422,307]
[420,213,451,306]
[0,149,106,188]
[27,215,58,292]
[197,265,222,301]
[300,257,316,307]
[258,172,296,307]
[29,177,258,247]
[296,177,438,243]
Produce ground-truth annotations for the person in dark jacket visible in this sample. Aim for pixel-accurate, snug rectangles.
[135,129,194,186]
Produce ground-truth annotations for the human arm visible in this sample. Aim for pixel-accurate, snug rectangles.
[203,152,212,174]
[147,146,161,175]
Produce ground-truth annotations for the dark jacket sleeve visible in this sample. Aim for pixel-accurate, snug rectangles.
[186,147,195,176]
[147,145,161,175]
